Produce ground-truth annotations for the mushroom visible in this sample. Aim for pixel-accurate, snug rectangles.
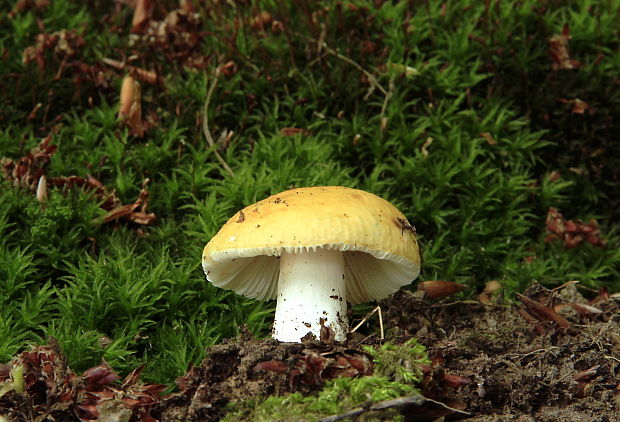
[202,186,421,342]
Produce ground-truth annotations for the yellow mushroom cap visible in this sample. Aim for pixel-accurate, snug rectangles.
[202,186,421,304]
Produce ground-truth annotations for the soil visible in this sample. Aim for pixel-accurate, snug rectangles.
[1,282,619,421]
[382,284,620,421]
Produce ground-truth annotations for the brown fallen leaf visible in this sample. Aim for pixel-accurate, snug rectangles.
[574,365,600,381]
[478,280,502,304]
[129,6,207,69]
[253,350,372,389]
[1,133,57,190]
[251,11,273,31]
[103,58,160,85]
[517,293,570,329]
[590,287,610,304]
[418,280,466,299]
[131,0,153,34]
[22,29,85,75]
[480,132,497,145]
[557,97,590,114]
[47,175,121,211]
[545,207,605,248]
[281,127,312,137]
[9,0,50,19]
[517,308,546,335]
[571,303,604,316]
[220,60,238,77]
[99,179,155,226]
[118,75,145,137]
[549,25,582,70]
[126,211,156,225]
[441,373,472,388]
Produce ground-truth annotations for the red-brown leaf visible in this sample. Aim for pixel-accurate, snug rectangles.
[418,280,466,299]
[280,127,311,137]
[441,373,472,388]
[517,294,570,329]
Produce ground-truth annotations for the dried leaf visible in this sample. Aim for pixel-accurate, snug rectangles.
[22,29,85,75]
[418,280,466,299]
[549,25,581,70]
[590,287,610,304]
[480,132,497,145]
[574,365,600,381]
[253,361,288,374]
[557,98,590,114]
[125,211,156,225]
[130,6,207,69]
[36,174,47,203]
[545,207,605,248]
[99,179,155,226]
[251,11,273,31]
[478,280,502,304]
[420,137,433,157]
[253,350,371,389]
[281,127,312,137]
[118,75,145,137]
[517,293,570,329]
[9,0,50,18]
[101,203,140,224]
[1,134,57,190]
[131,0,153,34]
[441,373,471,388]
[571,303,604,316]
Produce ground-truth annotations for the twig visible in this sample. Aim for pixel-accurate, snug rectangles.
[508,346,561,360]
[604,355,620,364]
[270,29,393,130]
[419,299,508,310]
[350,306,384,339]
[318,394,469,422]
[202,66,235,177]
[318,41,387,100]
[379,76,395,119]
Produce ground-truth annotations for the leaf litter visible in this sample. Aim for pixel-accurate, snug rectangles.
[1,135,156,227]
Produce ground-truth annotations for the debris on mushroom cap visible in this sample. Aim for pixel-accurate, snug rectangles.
[202,186,421,304]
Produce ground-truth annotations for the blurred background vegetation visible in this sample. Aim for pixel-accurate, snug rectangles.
[1,0,619,384]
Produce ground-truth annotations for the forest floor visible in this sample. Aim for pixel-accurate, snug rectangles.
[2,282,619,421]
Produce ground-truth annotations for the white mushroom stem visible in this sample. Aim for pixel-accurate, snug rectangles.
[272,248,348,342]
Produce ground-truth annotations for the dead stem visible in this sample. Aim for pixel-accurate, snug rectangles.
[318,394,470,422]
[318,41,387,99]
[202,66,235,177]
[350,306,384,339]
[292,29,391,129]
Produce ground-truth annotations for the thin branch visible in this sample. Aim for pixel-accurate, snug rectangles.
[202,66,235,177]
[272,29,393,130]
[318,41,387,99]
[350,306,384,339]
[318,394,470,422]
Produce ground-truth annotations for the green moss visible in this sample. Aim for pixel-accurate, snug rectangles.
[223,339,429,421]
[224,376,412,422]
[363,338,430,384]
